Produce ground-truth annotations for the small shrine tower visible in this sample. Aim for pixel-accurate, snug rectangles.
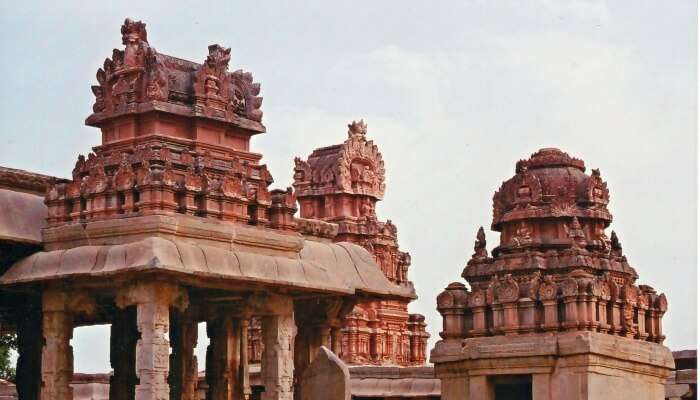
[432,148,674,400]
[293,120,429,366]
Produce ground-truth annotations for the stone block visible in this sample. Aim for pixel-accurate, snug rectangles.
[300,346,350,400]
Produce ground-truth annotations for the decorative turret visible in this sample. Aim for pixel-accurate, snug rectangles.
[437,148,667,344]
[294,119,385,222]
[45,19,282,231]
[293,120,428,366]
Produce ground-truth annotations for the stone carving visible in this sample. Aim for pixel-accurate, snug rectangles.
[113,153,135,191]
[293,157,311,183]
[293,119,427,366]
[537,275,557,300]
[496,275,519,303]
[578,168,610,207]
[472,226,488,260]
[611,230,623,256]
[447,148,668,348]
[45,139,277,226]
[491,148,612,232]
[89,19,263,124]
[511,221,532,247]
[567,216,587,249]
[294,119,385,199]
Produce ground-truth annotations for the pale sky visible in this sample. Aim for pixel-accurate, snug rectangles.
[0,1,696,372]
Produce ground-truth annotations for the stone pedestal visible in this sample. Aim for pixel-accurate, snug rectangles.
[261,312,296,400]
[432,331,674,400]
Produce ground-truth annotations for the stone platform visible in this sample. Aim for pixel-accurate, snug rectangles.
[432,331,674,400]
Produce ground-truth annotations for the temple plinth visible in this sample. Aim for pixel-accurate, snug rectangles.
[431,148,674,400]
[293,120,429,366]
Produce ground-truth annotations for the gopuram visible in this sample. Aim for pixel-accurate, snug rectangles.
[0,19,416,400]
[432,148,675,399]
[293,120,429,366]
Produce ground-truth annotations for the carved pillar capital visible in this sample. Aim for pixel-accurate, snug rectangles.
[115,281,188,311]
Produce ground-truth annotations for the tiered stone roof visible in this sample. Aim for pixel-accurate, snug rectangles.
[294,121,429,366]
[438,148,667,343]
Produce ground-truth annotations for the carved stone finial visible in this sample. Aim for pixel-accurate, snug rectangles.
[205,44,231,70]
[347,119,367,140]
[611,230,623,256]
[121,18,148,45]
[472,226,488,259]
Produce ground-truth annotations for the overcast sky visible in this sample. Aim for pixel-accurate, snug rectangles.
[0,1,696,372]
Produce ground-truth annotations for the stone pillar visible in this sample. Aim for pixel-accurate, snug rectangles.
[470,306,487,336]
[229,319,243,400]
[111,306,138,400]
[116,282,188,400]
[169,310,198,400]
[597,296,610,333]
[562,297,579,331]
[576,294,589,330]
[330,327,342,356]
[206,315,234,400]
[610,298,623,335]
[636,303,649,341]
[501,301,519,335]
[136,296,171,399]
[585,295,598,331]
[261,310,296,400]
[541,299,559,331]
[517,298,536,333]
[239,318,252,400]
[16,304,42,400]
[319,325,331,350]
[40,290,74,400]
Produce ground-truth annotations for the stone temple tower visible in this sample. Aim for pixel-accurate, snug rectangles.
[293,120,429,366]
[431,148,674,400]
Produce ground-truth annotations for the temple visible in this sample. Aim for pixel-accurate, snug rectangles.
[293,120,429,366]
[0,17,693,400]
[432,148,675,399]
[0,19,416,400]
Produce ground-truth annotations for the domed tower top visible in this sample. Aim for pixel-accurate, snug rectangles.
[293,119,385,221]
[435,148,669,347]
[467,148,636,285]
[492,147,611,232]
